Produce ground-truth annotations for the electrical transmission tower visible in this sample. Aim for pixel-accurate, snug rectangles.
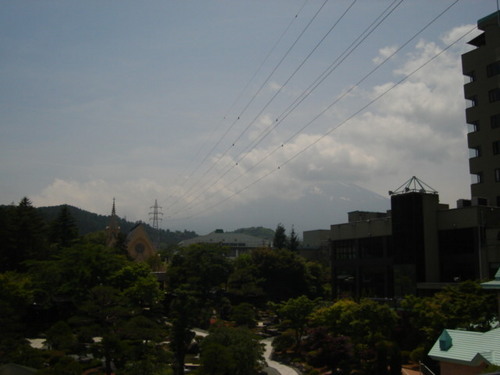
[149,199,163,248]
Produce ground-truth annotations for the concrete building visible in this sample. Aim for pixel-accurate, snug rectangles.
[304,176,500,298]
[178,229,271,257]
[462,11,500,207]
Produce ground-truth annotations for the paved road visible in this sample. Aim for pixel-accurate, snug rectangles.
[194,329,299,375]
[262,337,300,375]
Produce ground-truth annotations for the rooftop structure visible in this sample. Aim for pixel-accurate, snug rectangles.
[428,328,500,375]
[304,176,500,298]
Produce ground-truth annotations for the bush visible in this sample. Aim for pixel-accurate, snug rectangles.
[272,331,295,353]
[410,346,425,363]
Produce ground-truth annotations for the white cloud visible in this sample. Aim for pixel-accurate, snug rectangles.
[372,45,398,65]
[199,28,472,208]
[21,23,477,230]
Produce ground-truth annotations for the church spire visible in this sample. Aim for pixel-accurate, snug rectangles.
[106,198,120,247]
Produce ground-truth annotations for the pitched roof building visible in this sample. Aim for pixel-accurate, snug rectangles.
[428,328,500,375]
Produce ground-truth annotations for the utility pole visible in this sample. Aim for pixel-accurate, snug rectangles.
[149,199,163,249]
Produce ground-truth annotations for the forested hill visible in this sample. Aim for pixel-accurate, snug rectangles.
[36,205,198,246]
[233,226,275,241]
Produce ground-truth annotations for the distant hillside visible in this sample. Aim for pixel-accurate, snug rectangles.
[233,226,274,241]
[37,205,197,246]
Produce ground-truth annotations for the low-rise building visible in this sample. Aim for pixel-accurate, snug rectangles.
[304,177,500,298]
[428,328,500,375]
[179,229,271,257]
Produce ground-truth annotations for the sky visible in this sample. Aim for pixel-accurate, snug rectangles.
[0,0,497,234]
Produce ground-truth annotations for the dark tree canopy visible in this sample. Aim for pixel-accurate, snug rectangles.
[0,198,48,271]
[288,225,300,252]
[273,223,287,249]
[199,326,264,375]
[49,204,79,248]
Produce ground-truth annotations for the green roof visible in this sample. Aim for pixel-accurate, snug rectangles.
[429,328,500,366]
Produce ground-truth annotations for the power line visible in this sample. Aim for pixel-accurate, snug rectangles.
[171,0,459,217]
[165,0,329,211]
[169,0,358,213]
[168,16,474,223]
[168,0,403,215]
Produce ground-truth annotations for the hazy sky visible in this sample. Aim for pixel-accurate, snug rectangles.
[1,1,497,232]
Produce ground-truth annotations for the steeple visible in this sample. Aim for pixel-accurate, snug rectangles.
[106,198,121,247]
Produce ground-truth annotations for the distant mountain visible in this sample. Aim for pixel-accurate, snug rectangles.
[184,181,390,235]
[233,227,275,241]
[37,205,197,246]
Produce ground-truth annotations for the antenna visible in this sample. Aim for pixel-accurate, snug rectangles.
[149,199,163,248]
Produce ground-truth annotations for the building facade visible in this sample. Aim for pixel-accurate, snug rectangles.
[462,11,500,207]
[178,229,271,257]
[304,177,500,299]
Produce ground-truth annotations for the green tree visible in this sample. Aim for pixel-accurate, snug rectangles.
[309,299,400,375]
[45,321,77,352]
[250,247,312,301]
[166,244,233,375]
[48,205,78,248]
[227,253,265,301]
[110,262,163,308]
[272,295,319,350]
[273,223,287,249]
[5,197,48,271]
[400,280,497,349]
[288,225,300,252]
[167,244,232,300]
[78,285,133,374]
[0,272,34,360]
[230,302,257,328]
[169,288,199,375]
[310,299,398,345]
[0,204,16,272]
[29,243,128,310]
[199,326,264,375]
[302,327,354,373]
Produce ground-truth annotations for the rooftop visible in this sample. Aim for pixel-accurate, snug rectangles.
[429,328,500,366]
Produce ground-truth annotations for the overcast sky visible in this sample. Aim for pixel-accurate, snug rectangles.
[1,1,497,233]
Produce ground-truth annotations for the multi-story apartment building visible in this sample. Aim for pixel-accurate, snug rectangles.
[462,11,500,207]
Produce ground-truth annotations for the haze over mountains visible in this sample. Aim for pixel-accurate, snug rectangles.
[169,181,390,235]
[33,181,390,238]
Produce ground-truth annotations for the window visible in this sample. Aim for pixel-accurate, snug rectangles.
[487,61,500,77]
[494,141,500,155]
[496,169,500,182]
[471,173,483,184]
[468,121,479,133]
[469,146,481,158]
[492,114,500,129]
[489,88,500,103]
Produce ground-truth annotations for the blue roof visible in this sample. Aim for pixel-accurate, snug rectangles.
[429,328,500,366]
